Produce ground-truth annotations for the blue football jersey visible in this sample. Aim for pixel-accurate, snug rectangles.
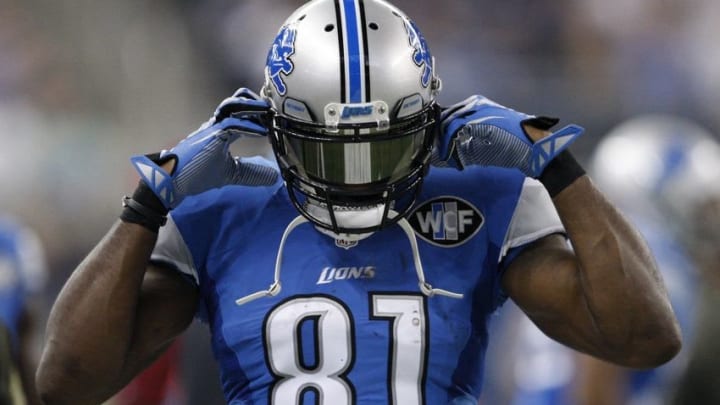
[152,162,563,405]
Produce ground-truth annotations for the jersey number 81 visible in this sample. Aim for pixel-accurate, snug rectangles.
[263,294,428,404]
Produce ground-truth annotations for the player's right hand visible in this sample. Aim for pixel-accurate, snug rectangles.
[130,88,279,210]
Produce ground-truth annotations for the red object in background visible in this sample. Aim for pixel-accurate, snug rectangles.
[113,340,186,405]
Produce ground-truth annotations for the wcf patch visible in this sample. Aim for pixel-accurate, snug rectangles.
[408,196,483,247]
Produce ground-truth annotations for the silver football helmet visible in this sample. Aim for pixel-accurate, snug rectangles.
[591,114,720,238]
[262,0,442,235]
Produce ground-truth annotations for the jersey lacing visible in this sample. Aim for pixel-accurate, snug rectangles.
[234,213,463,306]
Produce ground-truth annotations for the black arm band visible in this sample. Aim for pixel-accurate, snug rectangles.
[119,181,169,233]
[538,150,586,197]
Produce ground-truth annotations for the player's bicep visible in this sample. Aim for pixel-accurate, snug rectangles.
[501,234,596,352]
[116,263,198,387]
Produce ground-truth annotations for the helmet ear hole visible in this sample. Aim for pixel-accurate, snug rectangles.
[324,24,334,32]
[368,22,379,30]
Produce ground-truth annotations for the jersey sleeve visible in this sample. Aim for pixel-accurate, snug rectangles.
[151,215,199,285]
[499,177,565,261]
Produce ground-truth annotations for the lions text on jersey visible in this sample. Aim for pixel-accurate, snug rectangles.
[152,162,563,404]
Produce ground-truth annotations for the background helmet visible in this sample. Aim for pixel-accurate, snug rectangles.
[590,115,720,247]
[262,0,442,234]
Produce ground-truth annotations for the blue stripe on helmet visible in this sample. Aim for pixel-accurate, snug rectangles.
[342,0,363,103]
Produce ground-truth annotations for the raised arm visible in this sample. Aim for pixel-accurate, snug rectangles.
[434,96,681,368]
[37,88,279,404]
[501,127,681,368]
[36,221,198,405]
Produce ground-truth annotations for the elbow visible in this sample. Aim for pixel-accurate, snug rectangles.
[621,321,683,369]
[36,364,68,405]
[36,358,78,405]
[648,326,683,367]
[36,352,100,405]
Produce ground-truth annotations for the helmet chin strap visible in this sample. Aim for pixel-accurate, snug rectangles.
[234,211,464,306]
[305,202,385,242]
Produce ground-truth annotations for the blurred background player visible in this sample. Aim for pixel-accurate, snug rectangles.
[485,114,720,405]
[577,114,718,405]
[666,124,720,404]
[0,216,47,405]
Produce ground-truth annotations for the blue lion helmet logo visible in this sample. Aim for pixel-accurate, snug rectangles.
[403,20,433,88]
[266,25,297,95]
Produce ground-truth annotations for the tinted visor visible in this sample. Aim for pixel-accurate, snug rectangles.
[275,107,436,186]
[286,132,426,185]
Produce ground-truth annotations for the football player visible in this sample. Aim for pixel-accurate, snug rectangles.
[37,1,681,404]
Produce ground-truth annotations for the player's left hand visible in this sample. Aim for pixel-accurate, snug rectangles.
[433,95,584,177]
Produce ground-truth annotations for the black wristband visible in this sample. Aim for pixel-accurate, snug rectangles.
[119,181,169,232]
[131,181,168,214]
[538,150,586,197]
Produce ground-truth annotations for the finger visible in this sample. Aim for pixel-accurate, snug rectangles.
[522,116,560,131]
[440,95,479,121]
[231,87,261,99]
[440,95,492,135]
[215,97,269,120]
[217,97,268,111]
[217,118,268,143]
[443,105,493,139]
[231,157,280,186]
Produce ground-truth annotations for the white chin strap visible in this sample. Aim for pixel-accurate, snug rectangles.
[235,211,464,306]
[305,202,384,242]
